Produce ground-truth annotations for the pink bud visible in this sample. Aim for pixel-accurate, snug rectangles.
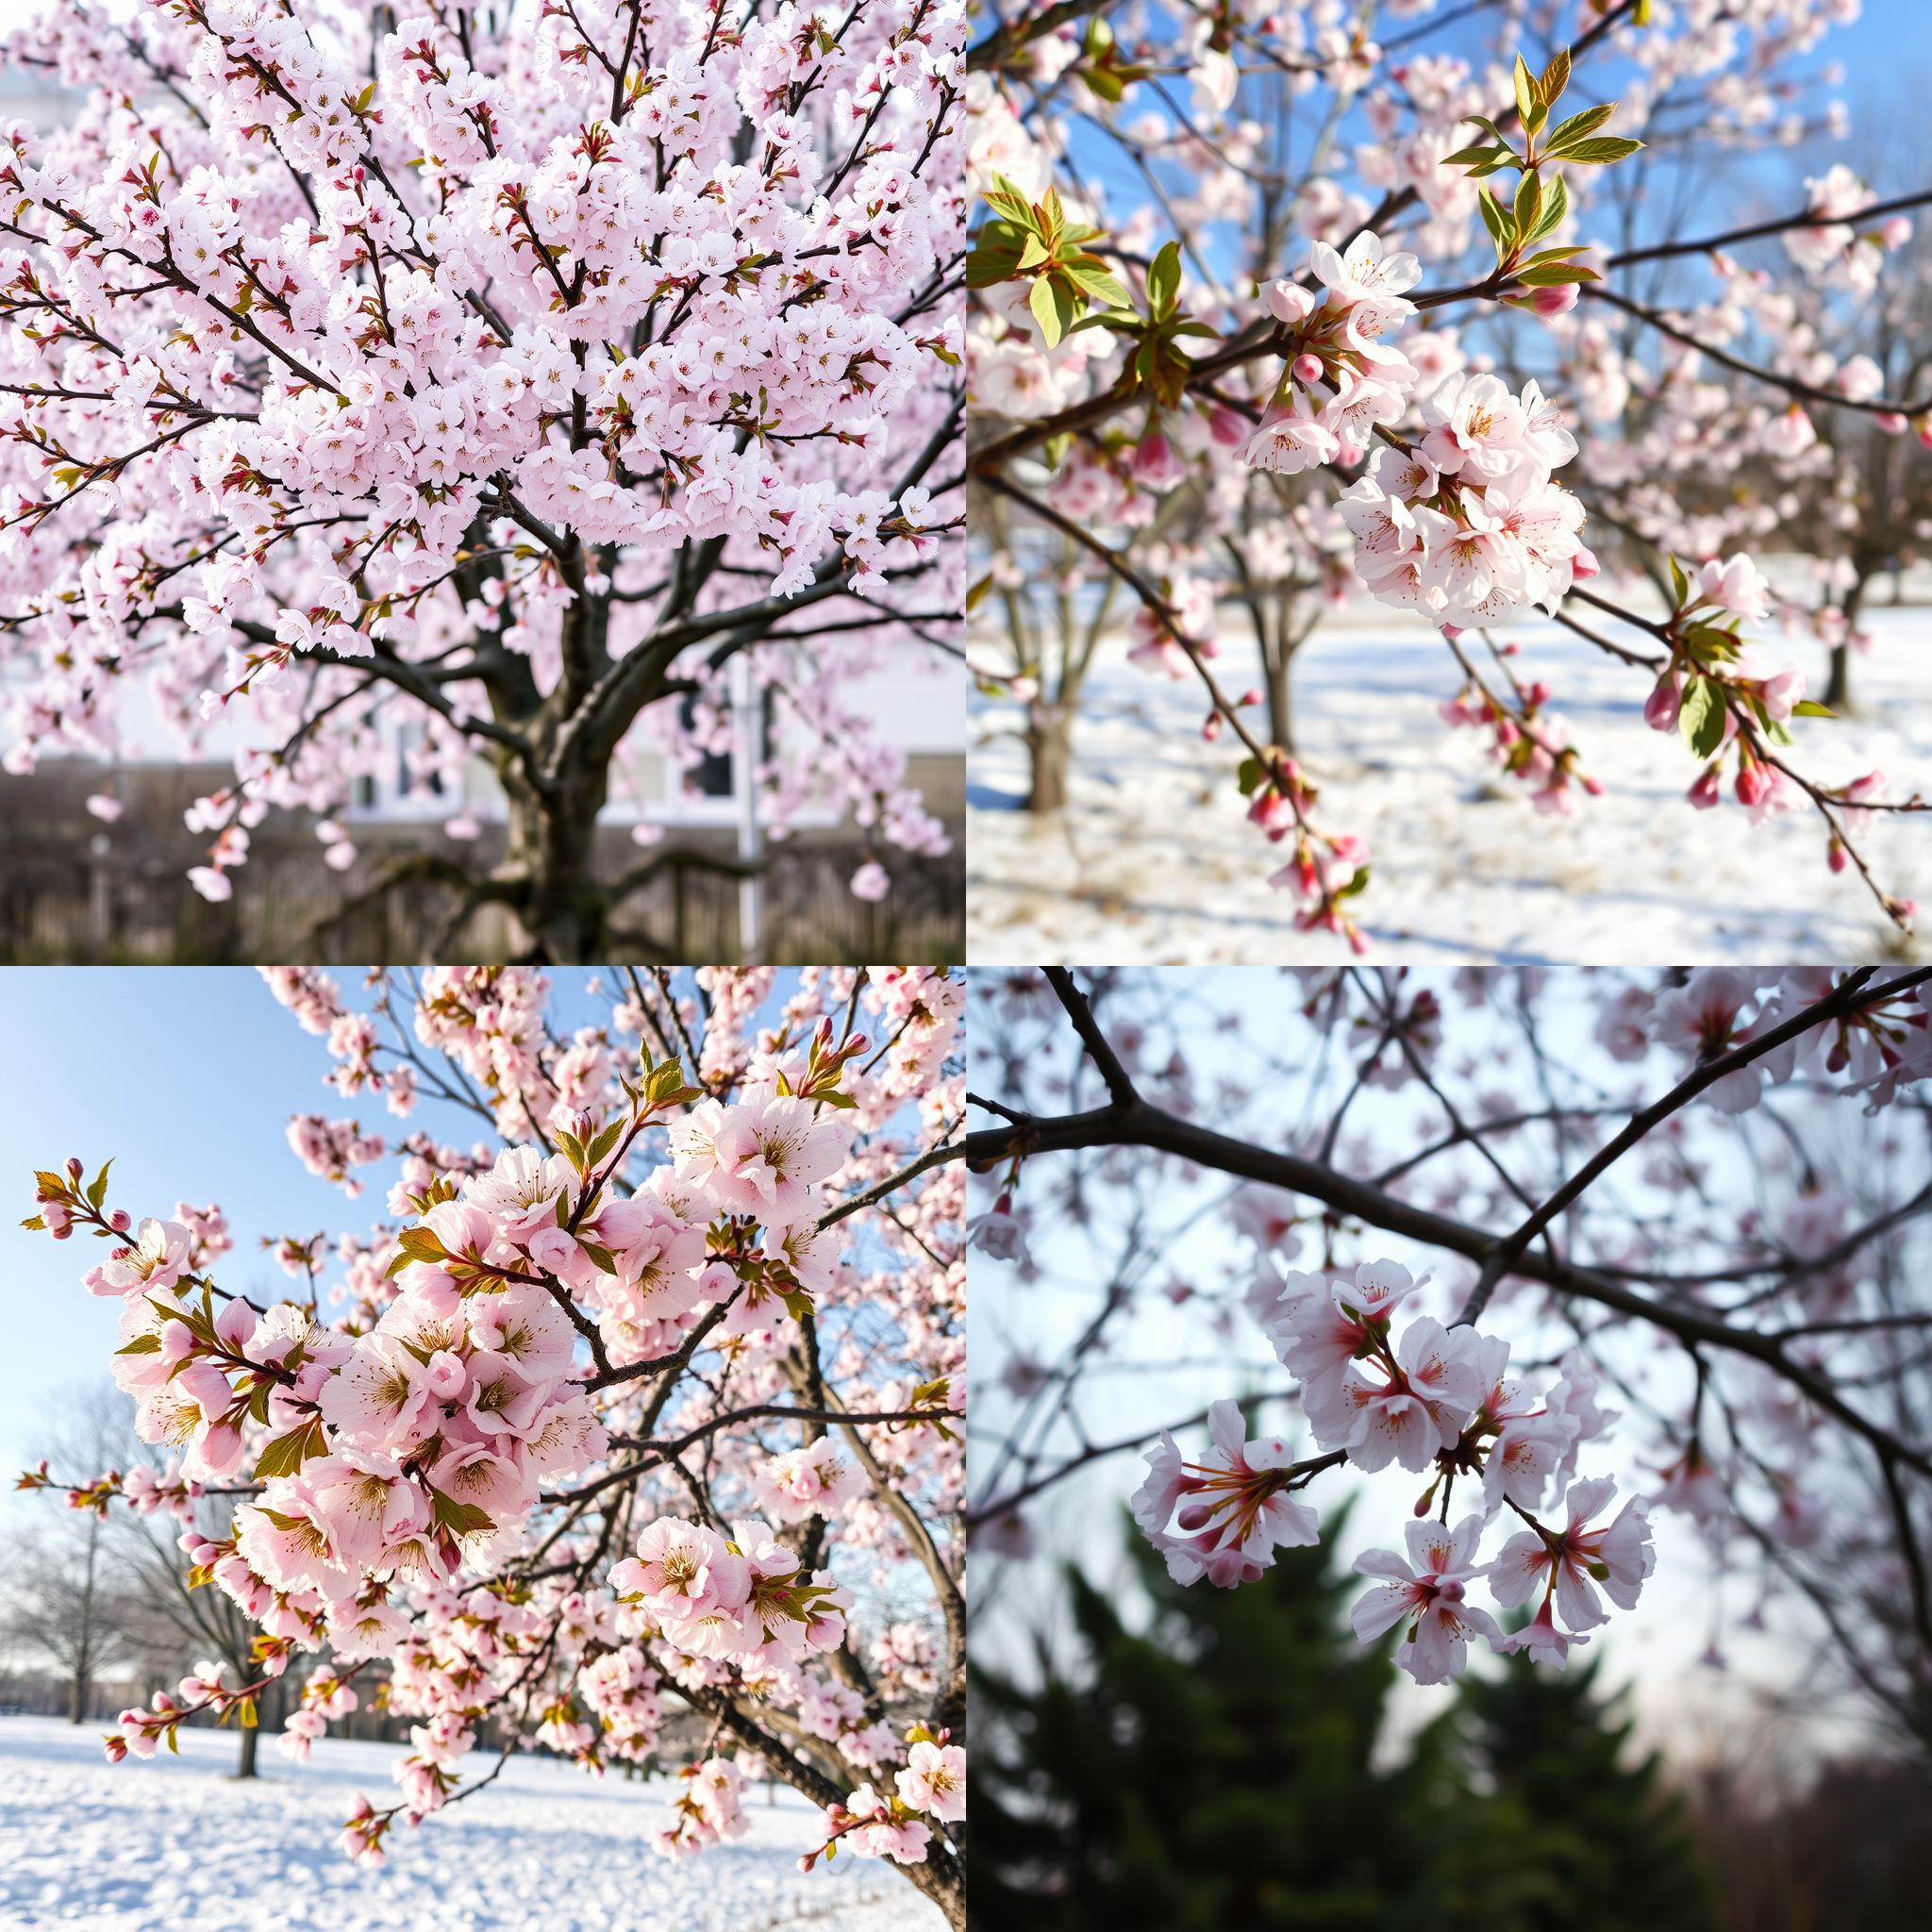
[1880,215,1913,248]
[1202,711,1222,741]
[1688,768,1722,810]
[1236,688,1262,707]
[1643,675,1681,732]
[1263,278,1316,326]
[1529,282,1579,318]
[108,1208,130,1231]
[1207,404,1247,446]
[1875,411,1907,436]
[1827,839,1848,874]
[1292,352,1324,384]
[1735,758,1772,808]
[65,1157,83,1179]
[1570,544,1601,581]
[1440,624,1464,641]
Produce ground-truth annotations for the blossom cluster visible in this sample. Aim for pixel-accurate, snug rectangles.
[23,966,965,1907]
[1133,1258,1654,1684]
[0,0,965,903]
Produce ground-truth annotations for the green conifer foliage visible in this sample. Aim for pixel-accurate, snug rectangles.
[969,1517,1717,1932]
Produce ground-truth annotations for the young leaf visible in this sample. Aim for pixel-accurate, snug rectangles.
[1545,102,1616,152]
[1559,136,1644,165]
[1145,240,1181,317]
[1512,53,1537,127]
[253,1419,325,1482]
[1029,274,1066,348]
[1539,46,1572,108]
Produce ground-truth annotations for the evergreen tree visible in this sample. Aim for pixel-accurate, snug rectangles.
[969,1510,1466,1932]
[970,1518,1719,1932]
[1451,1631,1716,1932]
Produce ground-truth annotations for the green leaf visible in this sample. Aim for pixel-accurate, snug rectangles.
[253,1418,325,1481]
[579,1241,620,1275]
[1441,143,1507,168]
[1476,190,1510,259]
[1528,174,1568,243]
[966,573,993,613]
[428,1487,495,1537]
[1145,240,1181,318]
[1558,136,1644,165]
[87,1158,113,1211]
[1083,65,1124,105]
[116,1333,162,1356]
[1029,274,1069,348]
[1514,261,1591,287]
[1513,171,1543,245]
[1793,699,1836,718]
[1236,755,1264,797]
[1679,677,1726,759]
[1539,46,1572,108]
[1062,259,1132,308]
[1668,555,1690,608]
[1512,53,1537,128]
[1545,102,1616,152]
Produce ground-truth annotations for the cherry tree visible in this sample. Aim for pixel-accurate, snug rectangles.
[19,964,967,1925]
[967,966,1932,1744]
[0,0,964,959]
[966,0,1929,953]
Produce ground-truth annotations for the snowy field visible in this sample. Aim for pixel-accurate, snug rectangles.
[968,602,1928,964]
[0,1715,941,1932]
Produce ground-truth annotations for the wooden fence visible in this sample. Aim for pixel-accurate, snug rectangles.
[0,767,962,964]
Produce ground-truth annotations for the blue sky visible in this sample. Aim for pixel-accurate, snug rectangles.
[0,968,615,1524]
[1058,0,1932,291]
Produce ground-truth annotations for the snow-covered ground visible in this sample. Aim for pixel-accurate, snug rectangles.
[0,1715,941,1932]
[968,602,1928,964]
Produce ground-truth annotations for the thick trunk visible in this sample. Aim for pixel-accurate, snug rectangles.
[496,767,608,960]
[235,1723,258,1780]
[1024,713,1072,814]
[68,1668,87,1724]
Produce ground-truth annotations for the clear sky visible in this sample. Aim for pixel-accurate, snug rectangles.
[0,967,604,1528]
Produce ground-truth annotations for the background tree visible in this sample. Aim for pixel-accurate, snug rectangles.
[970,1511,1716,1932]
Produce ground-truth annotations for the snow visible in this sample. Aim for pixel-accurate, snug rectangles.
[0,1715,941,1932]
[968,601,1928,963]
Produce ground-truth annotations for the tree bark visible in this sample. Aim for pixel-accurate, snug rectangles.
[67,1668,87,1724]
[1024,712,1072,814]
[496,763,609,960]
[1824,576,1871,711]
[235,1723,258,1780]
[1265,636,1295,754]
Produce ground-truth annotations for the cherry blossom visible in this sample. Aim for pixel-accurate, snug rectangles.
[22,966,967,1927]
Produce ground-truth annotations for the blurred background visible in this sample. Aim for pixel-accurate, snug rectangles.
[965,966,1932,1932]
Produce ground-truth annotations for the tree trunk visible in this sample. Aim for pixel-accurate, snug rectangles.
[235,1723,258,1780]
[496,765,609,959]
[1824,642,1851,710]
[1024,711,1072,814]
[68,1668,87,1724]
[1825,577,1870,712]
[1265,641,1295,754]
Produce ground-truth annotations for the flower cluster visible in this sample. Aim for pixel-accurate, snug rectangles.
[23,967,965,1913]
[0,0,964,914]
[1135,1257,1655,1684]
